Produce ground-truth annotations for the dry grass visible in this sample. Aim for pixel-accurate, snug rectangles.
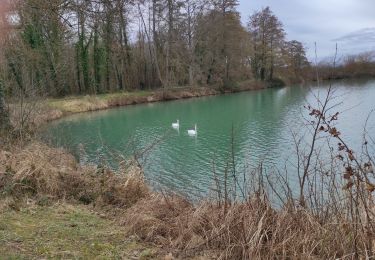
[2,139,373,259]
[0,142,149,209]
[122,195,373,259]
[48,95,109,114]
[0,144,160,259]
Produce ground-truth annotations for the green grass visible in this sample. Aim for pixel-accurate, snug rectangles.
[0,203,156,259]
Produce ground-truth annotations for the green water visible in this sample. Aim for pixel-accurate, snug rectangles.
[45,79,375,198]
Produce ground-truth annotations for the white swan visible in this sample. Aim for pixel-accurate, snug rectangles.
[188,124,197,136]
[172,119,179,129]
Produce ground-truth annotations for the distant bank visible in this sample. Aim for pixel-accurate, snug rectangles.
[32,80,268,126]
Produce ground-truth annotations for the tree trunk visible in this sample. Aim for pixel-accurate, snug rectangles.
[93,25,101,93]
[138,3,164,88]
[187,2,194,86]
[104,1,114,92]
[166,0,174,88]
[0,80,10,132]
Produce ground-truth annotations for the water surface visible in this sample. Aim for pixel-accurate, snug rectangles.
[45,79,375,198]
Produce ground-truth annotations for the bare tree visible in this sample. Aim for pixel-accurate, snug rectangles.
[248,7,285,81]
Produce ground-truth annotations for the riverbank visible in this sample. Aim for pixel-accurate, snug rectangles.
[0,142,160,258]
[25,80,266,126]
[1,142,373,259]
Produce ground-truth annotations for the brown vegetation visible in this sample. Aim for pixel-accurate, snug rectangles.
[123,195,374,259]
[0,143,149,210]
[311,52,375,81]
[0,145,374,259]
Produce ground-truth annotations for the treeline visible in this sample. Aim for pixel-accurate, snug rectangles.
[0,0,310,97]
[315,51,375,81]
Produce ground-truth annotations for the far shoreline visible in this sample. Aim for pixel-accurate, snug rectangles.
[32,79,269,126]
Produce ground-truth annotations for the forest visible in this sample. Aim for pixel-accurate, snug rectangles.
[0,0,311,97]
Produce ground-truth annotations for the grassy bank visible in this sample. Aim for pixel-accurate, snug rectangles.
[26,80,266,126]
[1,141,374,259]
[0,143,161,258]
[0,203,156,259]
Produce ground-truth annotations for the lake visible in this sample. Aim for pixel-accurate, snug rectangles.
[45,79,375,199]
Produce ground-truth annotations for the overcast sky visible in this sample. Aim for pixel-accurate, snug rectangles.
[238,0,375,60]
